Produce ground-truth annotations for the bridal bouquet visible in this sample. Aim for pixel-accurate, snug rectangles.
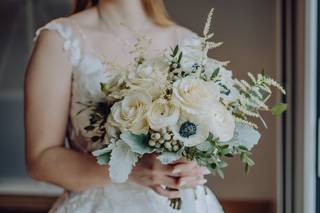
[77,9,286,209]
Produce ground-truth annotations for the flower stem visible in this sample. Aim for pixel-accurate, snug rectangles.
[166,187,182,210]
[169,197,182,210]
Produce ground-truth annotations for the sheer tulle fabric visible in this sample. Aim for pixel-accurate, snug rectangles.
[35,19,224,213]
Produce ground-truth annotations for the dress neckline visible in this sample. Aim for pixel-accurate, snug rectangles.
[69,18,182,68]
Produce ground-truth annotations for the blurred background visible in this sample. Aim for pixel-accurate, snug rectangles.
[0,0,318,213]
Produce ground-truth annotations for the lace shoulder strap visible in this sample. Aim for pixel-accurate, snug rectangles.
[34,18,82,67]
[175,25,199,45]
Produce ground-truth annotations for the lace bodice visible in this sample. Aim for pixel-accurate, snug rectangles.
[34,17,196,154]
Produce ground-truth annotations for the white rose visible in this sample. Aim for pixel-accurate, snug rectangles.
[172,76,220,115]
[207,103,235,142]
[108,90,152,135]
[147,99,180,131]
[127,58,168,99]
[76,56,126,102]
[179,36,204,73]
[205,58,240,103]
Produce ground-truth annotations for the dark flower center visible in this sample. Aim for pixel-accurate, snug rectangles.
[179,121,197,138]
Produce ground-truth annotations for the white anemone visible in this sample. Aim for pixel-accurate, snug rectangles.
[171,113,209,147]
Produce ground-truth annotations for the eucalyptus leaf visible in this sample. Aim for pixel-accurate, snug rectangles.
[157,152,181,165]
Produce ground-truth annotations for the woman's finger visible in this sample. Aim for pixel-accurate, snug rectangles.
[156,176,180,189]
[151,185,181,199]
[154,163,176,175]
[171,163,205,177]
[179,176,207,188]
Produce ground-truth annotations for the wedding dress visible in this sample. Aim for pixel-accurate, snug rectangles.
[34,18,224,213]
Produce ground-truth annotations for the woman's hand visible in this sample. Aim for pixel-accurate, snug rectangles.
[129,153,209,199]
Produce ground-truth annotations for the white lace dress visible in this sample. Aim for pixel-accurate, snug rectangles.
[34,18,225,213]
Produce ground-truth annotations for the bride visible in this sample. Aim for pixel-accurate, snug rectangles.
[24,0,224,212]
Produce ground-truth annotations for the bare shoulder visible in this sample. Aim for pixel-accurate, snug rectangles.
[65,7,100,29]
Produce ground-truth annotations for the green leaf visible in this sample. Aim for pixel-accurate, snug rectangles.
[240,152,246,162]
[216,168,224,179]
[210,67,220,80]
[238,145,249,151]
[178,52,183,63]
[96,152,111,165]
[100,83,109,93]
[218,161,228,168]
[271,103,288,116]
[245,163,250,173]
[220,144,229,150]
[246,157,255,167]
[172,45,179,57]
[120,132,154,155]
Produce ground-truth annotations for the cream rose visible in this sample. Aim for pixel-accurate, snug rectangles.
[207,103,235,142]
[172,76,220,115]
[127,58,168,99]
[179,36,204,73]
[108,90,152,134]
[147,99,180,131]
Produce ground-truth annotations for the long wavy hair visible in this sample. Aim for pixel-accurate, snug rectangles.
[73,0,173,26]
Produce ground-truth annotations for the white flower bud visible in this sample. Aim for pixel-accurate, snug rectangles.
[163,134,172,141]
[160,128,166,135]
[148,140,156,147]
[164,142,172,150]
[158,139,165,144]
[151,132,161,140]
[173,145,179,152]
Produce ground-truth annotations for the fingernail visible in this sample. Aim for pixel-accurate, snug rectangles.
[198,179,207,185]
[179,180,187,187]
[172,168,181,174]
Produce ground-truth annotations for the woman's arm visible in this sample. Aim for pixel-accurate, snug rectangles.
[24,30,109,192]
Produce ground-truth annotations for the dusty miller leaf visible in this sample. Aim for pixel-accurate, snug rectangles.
[109,140,138,183]
[157,152,181,165]
[227,123,261,151]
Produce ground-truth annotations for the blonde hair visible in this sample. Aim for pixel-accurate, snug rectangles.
[73,0,173,26]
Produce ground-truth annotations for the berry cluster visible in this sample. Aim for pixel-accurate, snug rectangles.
[148,128,182,152]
